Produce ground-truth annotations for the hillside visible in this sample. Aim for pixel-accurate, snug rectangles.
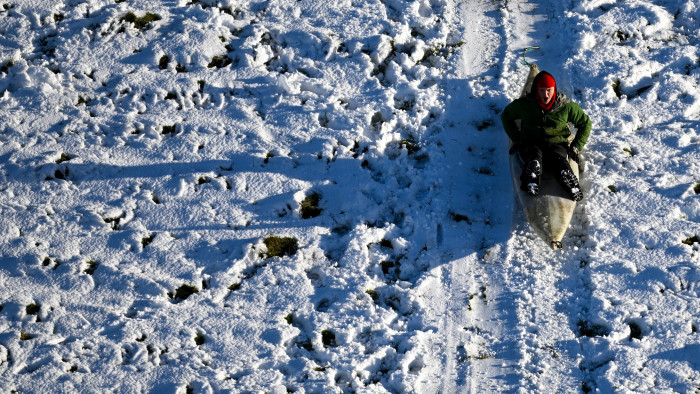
[0,0,698,392]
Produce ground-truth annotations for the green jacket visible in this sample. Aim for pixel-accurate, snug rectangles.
[501,92,591,152]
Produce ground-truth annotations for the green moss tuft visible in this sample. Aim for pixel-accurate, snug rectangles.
[365,289,379,301]
[121,12,161,30]
[682,235,699,246]
[300,192,322,219]
[174,284,199,300]
[207,55,232,68]
[26,303,40,315]
[262,235,298,258]
[56,153,72,163]
[84,260,98,275]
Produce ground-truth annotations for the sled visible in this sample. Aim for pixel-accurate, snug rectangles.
[509,64,580,249]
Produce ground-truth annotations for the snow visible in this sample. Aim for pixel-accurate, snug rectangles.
[0,0,699,392]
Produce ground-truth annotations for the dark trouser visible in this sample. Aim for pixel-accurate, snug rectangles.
[518,141,572,186]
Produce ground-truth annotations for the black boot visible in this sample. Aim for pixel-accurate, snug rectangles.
[520,160,541,196]
[560,169,583,201]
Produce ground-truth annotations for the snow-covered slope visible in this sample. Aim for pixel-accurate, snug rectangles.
[0,0,698,392]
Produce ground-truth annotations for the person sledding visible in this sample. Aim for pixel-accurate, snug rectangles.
[501,70,592,201]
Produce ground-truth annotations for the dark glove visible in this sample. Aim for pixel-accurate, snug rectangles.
[568,145,580,163]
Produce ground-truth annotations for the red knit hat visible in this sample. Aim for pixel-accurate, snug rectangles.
[536,73,556,89]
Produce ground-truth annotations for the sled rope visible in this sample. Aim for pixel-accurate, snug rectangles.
[520,46,540,66]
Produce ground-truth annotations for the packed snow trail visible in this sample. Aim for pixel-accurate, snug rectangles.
[419,0,591,391]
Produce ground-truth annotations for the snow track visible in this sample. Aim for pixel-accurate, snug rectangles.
[422,0,596,391]
[1,0,700,391]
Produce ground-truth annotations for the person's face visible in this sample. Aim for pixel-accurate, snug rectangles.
[538,86,555,104]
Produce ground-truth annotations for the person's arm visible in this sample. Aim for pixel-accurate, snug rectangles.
[568,102,591,151]
[501,101,522,144]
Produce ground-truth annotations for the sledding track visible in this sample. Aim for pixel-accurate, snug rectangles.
[420,0,600,391]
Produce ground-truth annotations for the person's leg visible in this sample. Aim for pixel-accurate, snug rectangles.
[518,143,543,196]
[545,142,583,201]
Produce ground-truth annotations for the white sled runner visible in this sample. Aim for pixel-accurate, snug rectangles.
[509,64,580,249]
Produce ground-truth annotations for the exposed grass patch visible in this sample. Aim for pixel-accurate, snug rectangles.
[682,235,699,246]
[612,79,622,98]
[694,183,700,194]
[84,260,98,275]
[20,331,33,341]
[121,12,161,30]
[321,329,337,347]
[194,332,205,346]
[365,289,379,301]
[104,216,122,230]
[26,303,40,315]
[284,313,294,325]
[228,282,241,291]
[623,147,636,156]
[56,153,72,163]
[607,185,617,193]
[161,124,177,134]
[418,41,464,64]
[174,284,199,300]
[141,234,155,247]
[208,55,232,68]
[159,55,169,69]
[400,138,420,154]
[300,192,322,219]
[264,151,275,164]
[261,235,298,259]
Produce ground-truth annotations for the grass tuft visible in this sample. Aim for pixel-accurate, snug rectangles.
[141,234,155,247]
[321,329,337,347]
[121,12,161,30]
[174,284,199,300]
[20,331,33,340]
[612,79,622,98]
[56,153,72,163]
[682,235,699,246]
[300,192,322,219]
[208,55,232,68]
[26,303,40,315]
[194,332,205,346]
[159,55,169,69]
[694,183,700,194]
[84,260,98,275]
[365,289,379,301]
[262,235,298,258]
